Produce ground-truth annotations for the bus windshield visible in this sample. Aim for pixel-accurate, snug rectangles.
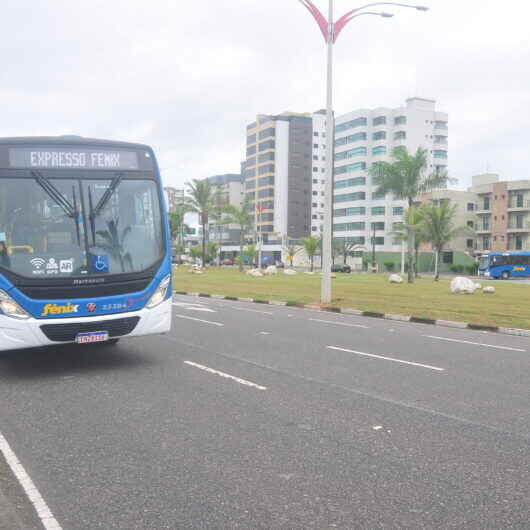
[478,255,490,270]
[0,176,163,279]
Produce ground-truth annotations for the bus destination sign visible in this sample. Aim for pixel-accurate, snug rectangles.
[8,148,139,170]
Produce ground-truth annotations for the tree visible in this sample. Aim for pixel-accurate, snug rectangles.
[169,203,192,246]
[189,245,201,262]
[96,218,132,273]
[221,197,253,272]
[206,242,218,264]
[303,236,321,272]
[421,202,470,281]
[185,179,217,267]
[370,147,452,283]
[244,244,258,267]
[284,244,301,268]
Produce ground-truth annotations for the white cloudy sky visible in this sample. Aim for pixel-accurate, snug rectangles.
[1,0,529,190]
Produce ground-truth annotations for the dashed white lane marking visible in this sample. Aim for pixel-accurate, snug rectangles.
[309,318,369,329]
[259,332,271,335]
[328,346,445,372]
[172,302,216,313]
[231,306,274,315]
[424,335,526,352]
[184,361,267,390]
[0,431,62,530]
[173,314,224,327]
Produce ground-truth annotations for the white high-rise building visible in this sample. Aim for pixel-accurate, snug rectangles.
[333,97,448,252]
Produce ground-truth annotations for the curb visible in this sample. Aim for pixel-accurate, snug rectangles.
[173,291,530,337]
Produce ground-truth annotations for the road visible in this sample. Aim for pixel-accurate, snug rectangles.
[1,294,529,529]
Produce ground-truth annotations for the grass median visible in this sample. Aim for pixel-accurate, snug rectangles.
[173,266,530,330]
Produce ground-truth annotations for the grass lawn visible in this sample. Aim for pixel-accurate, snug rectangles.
[173,266,530,330]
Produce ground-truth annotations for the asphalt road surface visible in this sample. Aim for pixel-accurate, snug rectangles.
[1,294,529,529]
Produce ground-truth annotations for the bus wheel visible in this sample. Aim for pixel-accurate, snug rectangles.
[106,339,120,346]
[501,271,510,280]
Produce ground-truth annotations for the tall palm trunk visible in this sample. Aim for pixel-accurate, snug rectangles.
[434,248,440,281]
[238,230,244,272]
[201,215,206,267]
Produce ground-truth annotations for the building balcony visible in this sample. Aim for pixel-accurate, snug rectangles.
[507,223,530,232]
[475,208,491,215]
[507,200,530,211]
[475,227,491,234]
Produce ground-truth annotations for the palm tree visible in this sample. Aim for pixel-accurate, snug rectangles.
[169,203,192,246]
[244,244,258,268]
[221,197,253,271]
[95,218,132,272]
[185,179,217,266]
[391,206,428,279]
[370,147,452,283]
[303,236,321,272]
[284,244,301,268]
[421,202,469,281]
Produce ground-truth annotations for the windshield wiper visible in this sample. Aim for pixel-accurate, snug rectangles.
[88,173,123,245]
[32,170,81,245]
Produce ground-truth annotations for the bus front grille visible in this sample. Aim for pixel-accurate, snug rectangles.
[40,316,140,342]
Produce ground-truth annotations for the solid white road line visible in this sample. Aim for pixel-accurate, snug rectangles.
[328,346,445,372]
[231,306,274,315]
[184,361,267,390]
[172,302,216,313]
[0,432,62,530]
[309,318,369,329]
[173,314,224,327]
[423,335,526,352]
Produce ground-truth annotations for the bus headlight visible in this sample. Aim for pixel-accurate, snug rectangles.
[0,290,31,320]
[146,275,171,309]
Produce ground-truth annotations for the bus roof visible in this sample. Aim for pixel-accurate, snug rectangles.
[0,136,151,150]
[488,251,530,256]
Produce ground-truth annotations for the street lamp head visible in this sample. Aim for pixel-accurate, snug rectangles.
[415,5,429,11]
[380,12,395,17]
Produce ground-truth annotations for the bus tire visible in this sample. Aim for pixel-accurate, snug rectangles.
[501,271,510,280]
[106,338,120,346]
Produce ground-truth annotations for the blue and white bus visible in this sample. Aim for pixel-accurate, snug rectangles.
[0,137,172,351]
[478,251,530,279]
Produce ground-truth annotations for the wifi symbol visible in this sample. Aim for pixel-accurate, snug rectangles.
[30,258,46,270]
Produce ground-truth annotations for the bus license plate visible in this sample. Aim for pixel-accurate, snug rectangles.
[75,331,109,344]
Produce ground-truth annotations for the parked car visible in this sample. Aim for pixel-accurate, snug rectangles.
[331,263,352,273]
[221,258,234,266]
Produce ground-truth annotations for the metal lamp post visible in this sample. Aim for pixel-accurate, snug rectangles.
[298,0,429,304]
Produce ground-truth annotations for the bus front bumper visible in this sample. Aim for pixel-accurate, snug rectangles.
[0,298,172,352]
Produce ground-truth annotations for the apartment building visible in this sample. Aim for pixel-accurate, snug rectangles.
[471,174,530,253]
[333,97,449,251]
[244,112,317,241]
[163,186,185,212]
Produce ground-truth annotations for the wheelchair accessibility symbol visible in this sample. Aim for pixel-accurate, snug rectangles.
[91,254,109,273]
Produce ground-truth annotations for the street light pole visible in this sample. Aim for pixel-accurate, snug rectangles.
[298,0,428,304]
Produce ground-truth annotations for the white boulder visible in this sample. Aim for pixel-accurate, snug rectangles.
[246,268,263,277]
[474,283,482,290]
[483,286,496,294]
[264,265,278,276]
[450,276,480,294]
[389,274,404,284]
[284,268,298,275]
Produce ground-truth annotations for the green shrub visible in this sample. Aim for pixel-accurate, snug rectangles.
[449,264,465,274]
[465,264,477,276]
[384,261,395,271]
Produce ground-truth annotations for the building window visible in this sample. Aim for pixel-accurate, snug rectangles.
[371,222,385,230]
[467,202,474,211]
[258,152,275,163]
[312,191,318,196]
[334,177,366,189]
[246,145,256,156]
[483,197,490,210]
[258,140,275,151]
[394,131,407,140]
[313,167,318,172]
[258,127,275,140]
[434,121,448,130]
[373,116,387,126]
[244,168,256,178]
[258,164,274,175]
[374,237,385,245]
[312,202,317,207]
[313,132,319,137]
[258,176,274,187]
[335,146,367,161]
[371,206,386,215]
[334,207,366,216]
[257,188,274,198]
[335,132,367,147]
[335,117,367,133]
[312,179,318,184]
[483,236,490,250]
[393,207,404,216]
[372,146,387,156]
[313,155,318,161]
[433,150,448,159]
[394,116,407,126]
[334,192,366,203]
[333,222,365,232]
[334,162,367,175]
[442,251,454,264]
[466,239,474,248]
[373,131,386,141]
[247,134,256,145]
[467,220,474,229]
[372,191,385,200]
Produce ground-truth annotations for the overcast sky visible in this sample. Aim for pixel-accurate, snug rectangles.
[1,0,529,190]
